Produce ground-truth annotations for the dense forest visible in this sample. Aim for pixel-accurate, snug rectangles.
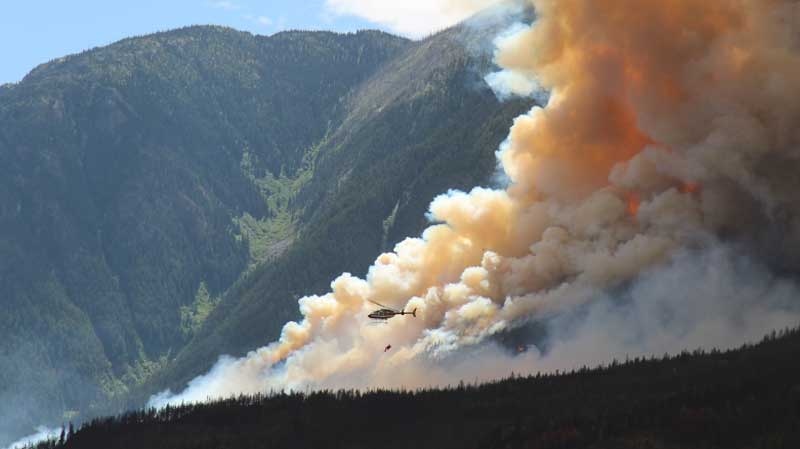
[26,326,800,449]
[0,12,532,442]
[0,25,411,440]
[143,20,533,407]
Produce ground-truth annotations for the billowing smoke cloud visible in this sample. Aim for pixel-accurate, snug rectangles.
[151,0,800,406]
[325,0,513,38]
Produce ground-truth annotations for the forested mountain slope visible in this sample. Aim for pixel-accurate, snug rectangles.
[142,24,532,403]
[0,26,409,442]
[1,17,534,442]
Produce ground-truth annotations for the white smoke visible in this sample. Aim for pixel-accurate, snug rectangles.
[484,22,544,100]
[150,244,800,408]
[539,245,800,370]
[3,427,59,449]
[151,0,800,407]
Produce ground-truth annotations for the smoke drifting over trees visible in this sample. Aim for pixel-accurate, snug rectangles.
[33,327,800,449]
[152,0,800,407]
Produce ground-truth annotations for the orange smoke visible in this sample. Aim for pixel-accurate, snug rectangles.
[152,0,800,407]
[626,193,641,218]
[497,0,750,202]
[680,182,700,195]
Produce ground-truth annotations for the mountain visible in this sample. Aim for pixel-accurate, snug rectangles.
[32,327,800,449]
[0,25,410,442]
[0,20,532,442]
[143,23,532,402]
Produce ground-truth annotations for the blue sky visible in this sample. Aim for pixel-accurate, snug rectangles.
[0,0,385,84]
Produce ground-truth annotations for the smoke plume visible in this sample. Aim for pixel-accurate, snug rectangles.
[3,426,59,449]
[151,0,800,406]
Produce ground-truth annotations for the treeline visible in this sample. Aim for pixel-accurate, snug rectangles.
[29,326,800,449]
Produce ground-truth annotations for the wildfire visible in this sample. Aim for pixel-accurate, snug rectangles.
[680,182,700,195]
[627,193,641,218]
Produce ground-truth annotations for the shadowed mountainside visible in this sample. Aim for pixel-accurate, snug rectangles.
[0,25,410,442]
[138,23,532,408]
[0,19,533,442]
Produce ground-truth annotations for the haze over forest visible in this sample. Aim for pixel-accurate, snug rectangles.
[3,0,800,447]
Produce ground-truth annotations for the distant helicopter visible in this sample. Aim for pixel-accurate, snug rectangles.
[367,299,417,321]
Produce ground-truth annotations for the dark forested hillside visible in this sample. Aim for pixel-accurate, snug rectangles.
[141,24,532,405]
[33,327,800,449]
[0,18,533,443]
[0,26,410,442]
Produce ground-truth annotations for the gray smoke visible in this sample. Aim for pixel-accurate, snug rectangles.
[151,0,800,407]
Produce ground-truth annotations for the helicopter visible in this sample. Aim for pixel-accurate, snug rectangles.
[367,299,417,320]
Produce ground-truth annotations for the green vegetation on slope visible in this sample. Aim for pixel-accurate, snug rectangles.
[1,13,533,442]
[143,24,533,403]
[179,282,219,339]
[0,25,409,443]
